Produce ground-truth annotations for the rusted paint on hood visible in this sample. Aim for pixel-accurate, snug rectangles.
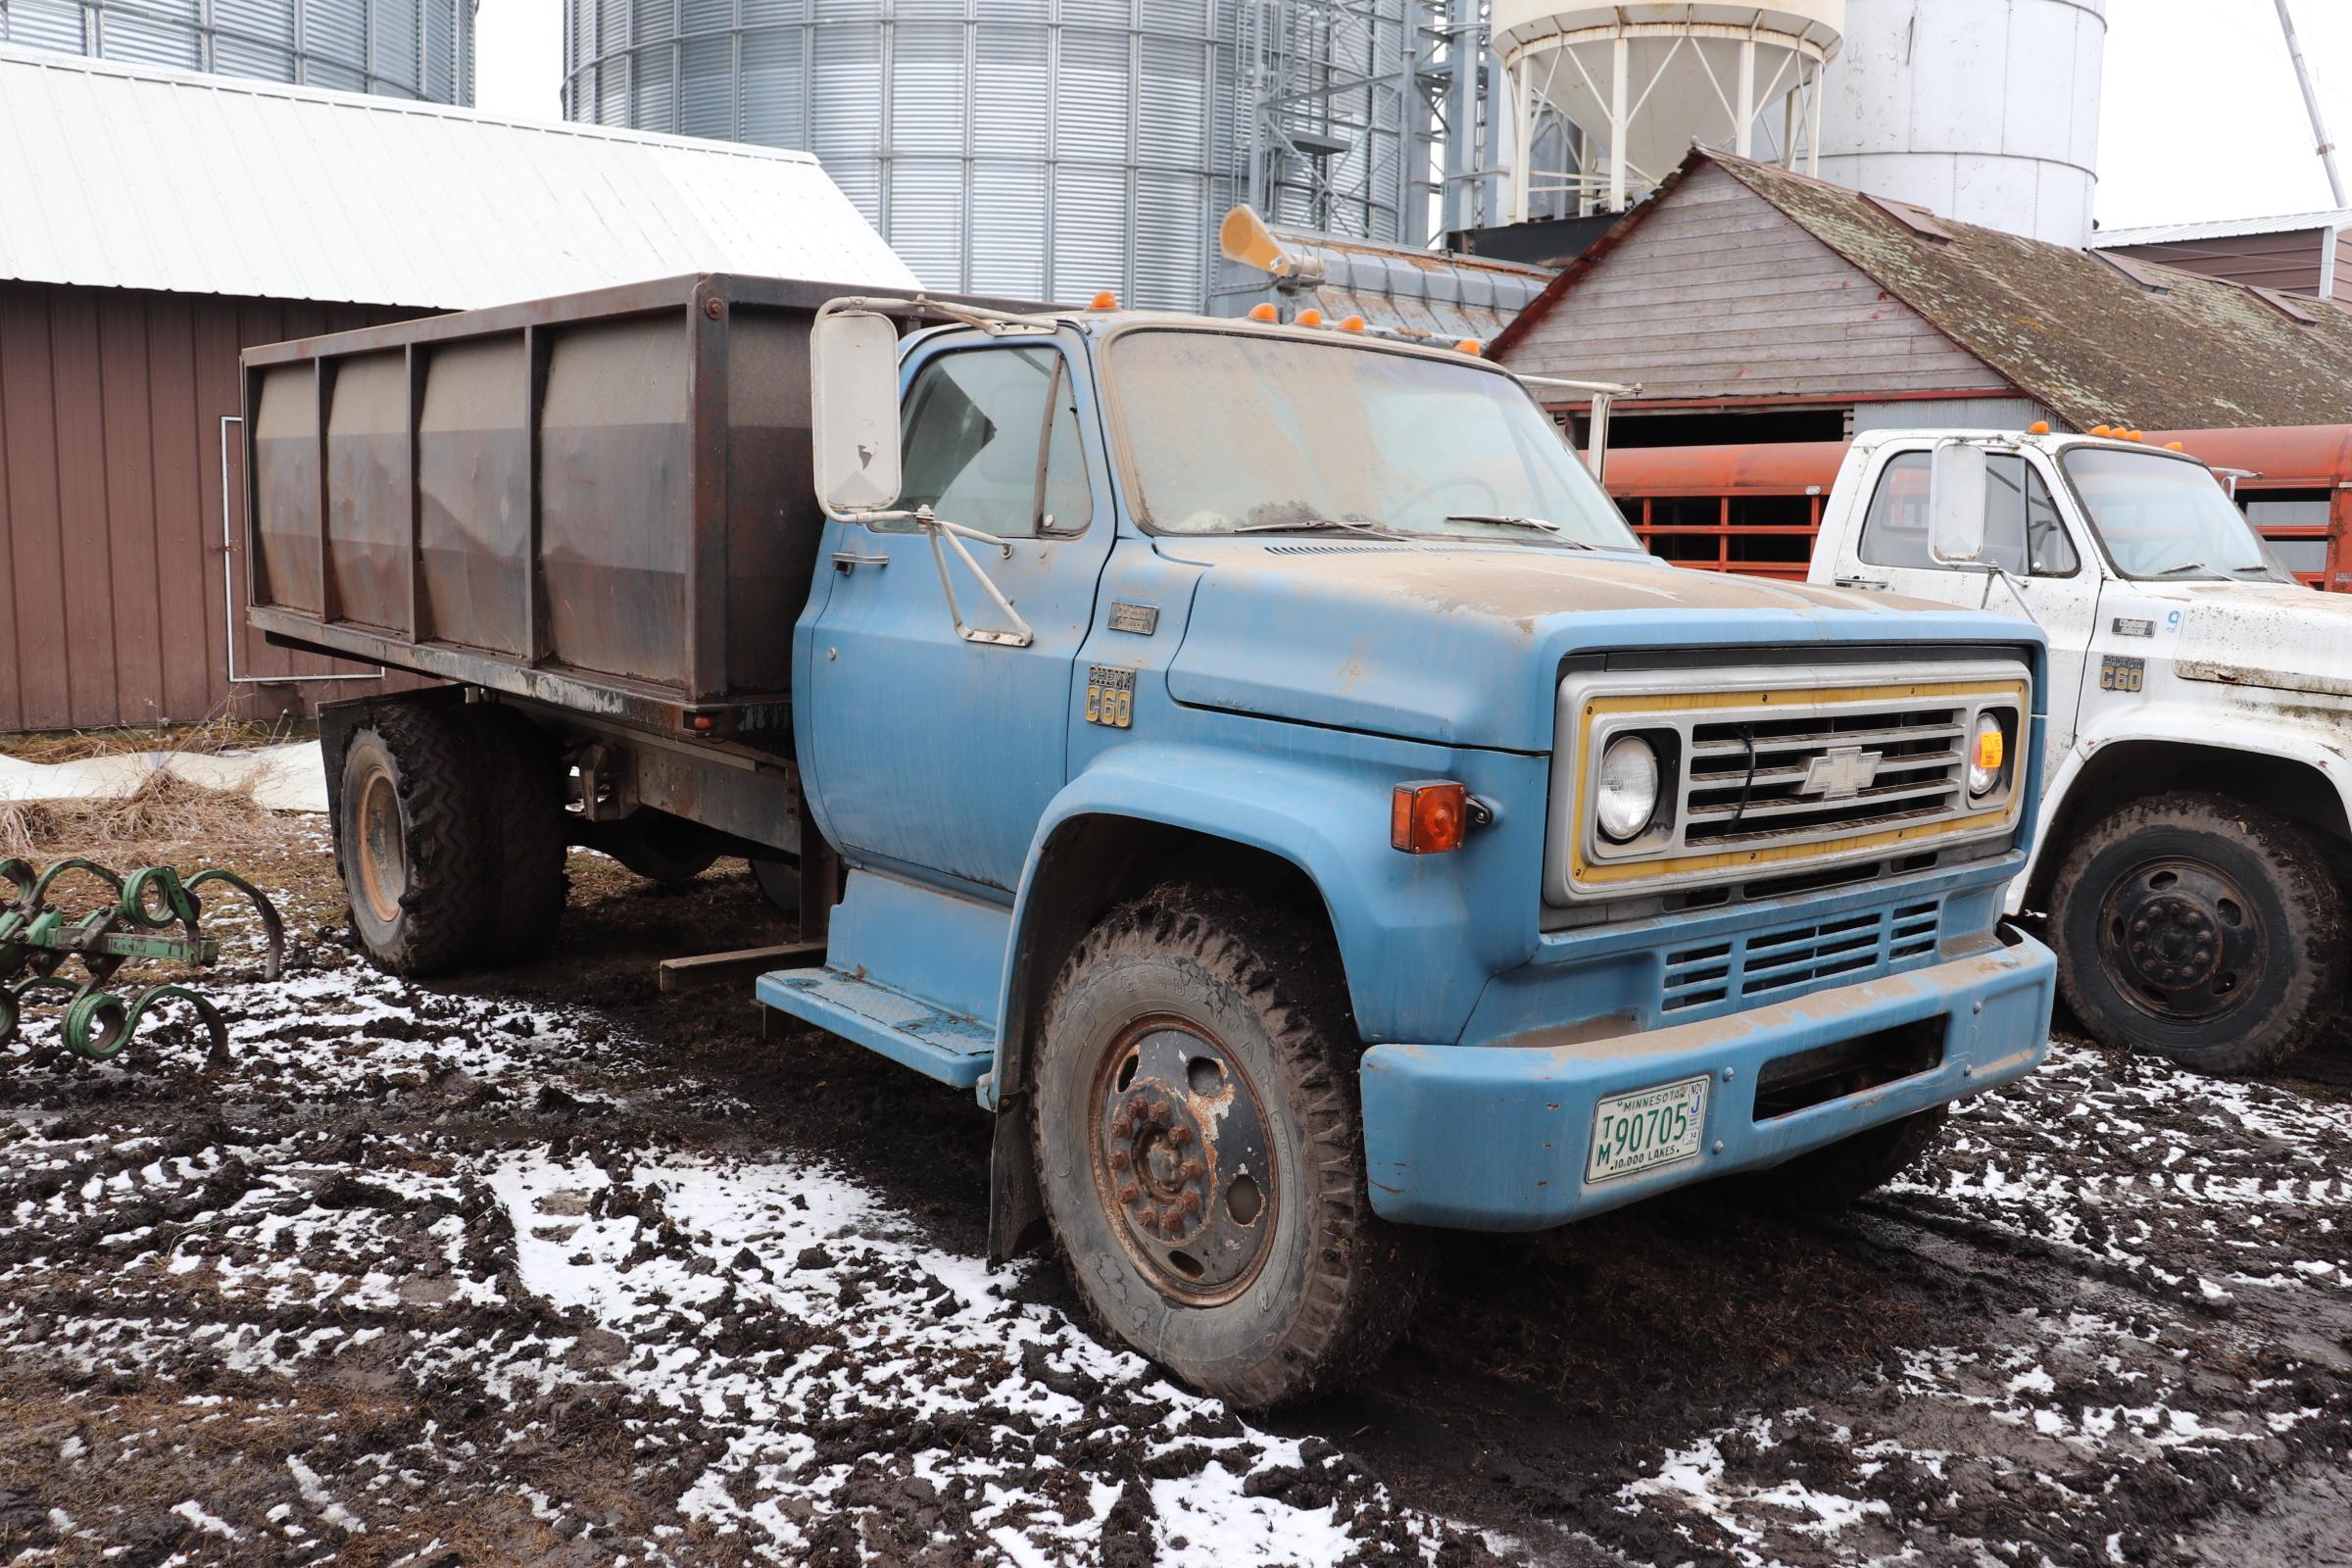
[1160,540,2035,751]
[2169,581,2352,701]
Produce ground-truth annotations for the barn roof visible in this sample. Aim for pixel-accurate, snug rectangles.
[1493,149,2352,431]
[0,46,918,310]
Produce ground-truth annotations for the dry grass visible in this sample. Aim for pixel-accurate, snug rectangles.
[0,711,312,766]
[0,769,277,865]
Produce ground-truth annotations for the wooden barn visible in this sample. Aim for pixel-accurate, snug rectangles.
[1493,148,2352,451]
[0,46,913,735]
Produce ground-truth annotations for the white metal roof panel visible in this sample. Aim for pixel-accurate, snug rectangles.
[0,45,920,308]
[2094,208,2352,248]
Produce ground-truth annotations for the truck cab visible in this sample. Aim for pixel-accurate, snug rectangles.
[1810,427,2352,1074]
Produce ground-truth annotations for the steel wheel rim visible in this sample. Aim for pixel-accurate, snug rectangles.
[354,769,408,927]
[2097,855,2264,1025]
[1088,1012,1278,1306]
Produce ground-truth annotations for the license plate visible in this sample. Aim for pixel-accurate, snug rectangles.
[1587,1075,1710,1183]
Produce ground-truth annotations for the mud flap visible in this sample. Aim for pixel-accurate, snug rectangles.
[988,1093,1048,1266]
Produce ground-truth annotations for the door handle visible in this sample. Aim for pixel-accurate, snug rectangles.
[833,550,890,574]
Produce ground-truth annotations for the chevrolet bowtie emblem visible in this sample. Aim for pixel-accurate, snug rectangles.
[1799,745,1883,800]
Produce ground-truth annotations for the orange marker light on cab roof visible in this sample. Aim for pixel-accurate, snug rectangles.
[1339,315,1366,332]
[1391,781,1468,856]
[2027,420,2050,435]
[1455,338,1482,356]
[2089,424,2113,437]
[1089,291,1119,311]
[1297,308,1325,327]
[2164,440,2185,451]
[1247,303,1279,322]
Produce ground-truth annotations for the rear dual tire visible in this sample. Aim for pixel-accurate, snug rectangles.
[337,702,566,978]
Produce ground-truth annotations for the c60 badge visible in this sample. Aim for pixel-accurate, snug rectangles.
[1085,665,1136,729]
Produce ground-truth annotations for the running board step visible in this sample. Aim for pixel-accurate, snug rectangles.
[754,965,996,1089]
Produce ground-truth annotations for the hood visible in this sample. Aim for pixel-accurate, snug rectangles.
[2142,580,2352,701]
[1160,541,2040,752]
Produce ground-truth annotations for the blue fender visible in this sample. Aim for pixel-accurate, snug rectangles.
[991,733,1549,1093]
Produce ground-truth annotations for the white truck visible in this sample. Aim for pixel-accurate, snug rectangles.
[1806,427,2351,1074]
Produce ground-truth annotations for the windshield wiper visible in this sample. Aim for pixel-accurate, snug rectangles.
[1233,515,1407,540]
[1444,513,1596,549]
[2151,562,2212,577]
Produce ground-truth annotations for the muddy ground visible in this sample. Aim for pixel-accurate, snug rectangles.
[1,822,2348,1566]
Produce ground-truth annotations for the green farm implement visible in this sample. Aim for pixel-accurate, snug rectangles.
[0,858,283,1066]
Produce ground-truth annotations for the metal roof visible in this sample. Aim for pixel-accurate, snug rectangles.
[2094,209,2352,248]
[0,46,919,310]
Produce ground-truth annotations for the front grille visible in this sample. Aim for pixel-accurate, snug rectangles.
[1548,662,2030,904]
[1684,706,1969,850]
[1661,899,1940,1012]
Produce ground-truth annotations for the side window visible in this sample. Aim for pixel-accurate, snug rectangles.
[897,347,1091,538]
[1858,453,1934,567]
[1860,450,2079,575]
[2021,463,2079,575]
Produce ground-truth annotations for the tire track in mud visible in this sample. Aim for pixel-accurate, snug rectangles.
[1,838,2348,1565]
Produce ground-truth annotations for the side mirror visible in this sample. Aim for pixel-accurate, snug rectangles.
[810,309,905,515]
[1928,442,1988,564]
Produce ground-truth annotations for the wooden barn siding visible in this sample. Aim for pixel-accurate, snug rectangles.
[1500,163,2002,400]
[2103,228,2342,301]
[0,281,426,733]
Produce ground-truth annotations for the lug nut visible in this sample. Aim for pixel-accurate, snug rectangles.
[1118,1183,1139,1204]
[1159,1206,1183,1230]
[1179,1159,1203,1181]
[1129,1095,1150,1118]
[1180,1192,1201,1215]
[1150,1098,1171,1120]
[1111,1115,1133,1138]
[1108,1150,1131,1171]
[1137,1208,1159,1231]
[1166,1124,1194,1147]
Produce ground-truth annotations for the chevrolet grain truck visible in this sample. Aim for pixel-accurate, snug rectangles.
[242,274,2057,1406]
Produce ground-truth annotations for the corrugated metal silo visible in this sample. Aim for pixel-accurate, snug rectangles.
[0,0,474,102]
[562,1,1418,311]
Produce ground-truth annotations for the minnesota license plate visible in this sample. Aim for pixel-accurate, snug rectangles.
[1587,1075,1710,1183]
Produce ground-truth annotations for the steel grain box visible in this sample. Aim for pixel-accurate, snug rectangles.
[242,273,837,743]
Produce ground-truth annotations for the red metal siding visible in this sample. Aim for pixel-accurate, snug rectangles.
[0,280,426,733]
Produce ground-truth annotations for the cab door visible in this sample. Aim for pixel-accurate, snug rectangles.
[1836,447,2099,766]
[802,329,1113,893]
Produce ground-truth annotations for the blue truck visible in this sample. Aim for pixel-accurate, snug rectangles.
[244,273,2057,1407]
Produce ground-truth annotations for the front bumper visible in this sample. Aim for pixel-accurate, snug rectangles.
[1357,928,2055,1229]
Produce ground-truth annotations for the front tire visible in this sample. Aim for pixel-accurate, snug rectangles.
[1030,889,1421,1408]
[2051,792,2345,1074]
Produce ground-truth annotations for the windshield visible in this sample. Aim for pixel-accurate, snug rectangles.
[2061,447,2290,582]
[1106,329,1642,549]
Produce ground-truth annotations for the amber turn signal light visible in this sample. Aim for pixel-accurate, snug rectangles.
[1248,303,1279,322]
[1339,315,1366,332]
[1297,308,1325,327]
[1454,338,1482,355]
[1973,725,2004,772]
[1392,781,1469,855]
[1089,291,1119,311]
[2027,420,2049,434]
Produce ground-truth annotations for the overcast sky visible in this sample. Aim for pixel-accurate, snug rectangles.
[471,0,2351,231]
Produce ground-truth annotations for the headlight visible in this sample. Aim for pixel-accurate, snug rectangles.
[1968,712,2007,796]
[1596,734,1662,842]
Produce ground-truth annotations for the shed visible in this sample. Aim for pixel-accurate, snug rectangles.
[1492,148,2352,448]
[2095,210,2352,307]
[0,46,914,735]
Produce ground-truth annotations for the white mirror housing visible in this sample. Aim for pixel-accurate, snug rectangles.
[1928,442,1988,564]
[811,309,905,515]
